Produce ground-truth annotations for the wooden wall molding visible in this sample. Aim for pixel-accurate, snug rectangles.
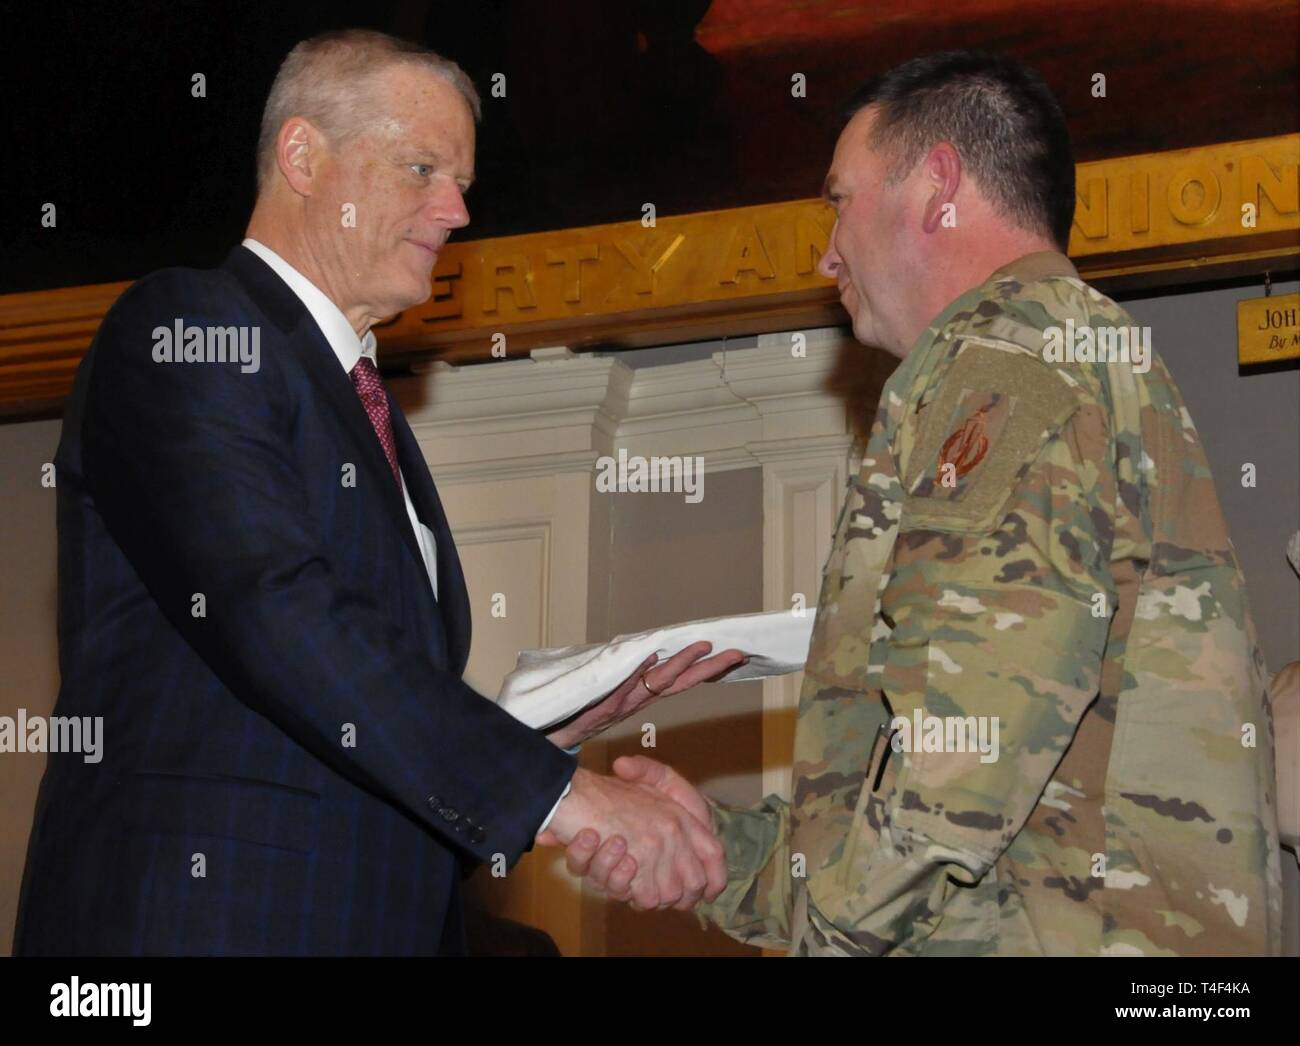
[3,134,1296,420]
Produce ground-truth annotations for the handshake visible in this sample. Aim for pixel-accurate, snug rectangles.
[535,642,744,910]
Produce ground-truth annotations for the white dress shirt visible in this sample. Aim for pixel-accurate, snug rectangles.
[242,238,571,831]
[242,238,438,598]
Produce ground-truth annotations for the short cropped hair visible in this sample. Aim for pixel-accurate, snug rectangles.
[846,50,1075,251]
[256,29,480,193]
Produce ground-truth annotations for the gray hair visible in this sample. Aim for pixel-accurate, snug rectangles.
[256,29,481,193]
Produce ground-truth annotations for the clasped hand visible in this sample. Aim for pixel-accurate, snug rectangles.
[539,758,724,910]
[538,641,743,910]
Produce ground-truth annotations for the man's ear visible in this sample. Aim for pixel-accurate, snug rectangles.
[920,142,961,235]
[274,118,321,197]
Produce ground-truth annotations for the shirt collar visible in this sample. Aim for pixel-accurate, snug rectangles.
[990,249,1079,284]
[897,249,1080,362]
[242,238,377,373]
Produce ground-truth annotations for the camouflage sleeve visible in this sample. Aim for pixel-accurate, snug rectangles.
[694,795,793,949]
[849,343,1116,951]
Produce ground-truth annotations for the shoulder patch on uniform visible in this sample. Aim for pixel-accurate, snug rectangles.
[903,340,1081,534]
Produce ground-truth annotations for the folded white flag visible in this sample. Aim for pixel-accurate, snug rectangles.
[496,609,815,730]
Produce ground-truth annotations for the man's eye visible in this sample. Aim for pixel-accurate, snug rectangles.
[411,164,432,177]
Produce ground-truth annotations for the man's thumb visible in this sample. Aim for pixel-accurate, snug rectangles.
[613,755,660,784]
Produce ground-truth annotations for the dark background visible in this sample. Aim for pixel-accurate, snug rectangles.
[3,0,1297,295]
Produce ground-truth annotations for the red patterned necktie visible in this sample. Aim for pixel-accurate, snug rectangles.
[349,356,401,486]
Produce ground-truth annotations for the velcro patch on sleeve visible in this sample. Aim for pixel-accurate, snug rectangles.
[902,340,1081,534]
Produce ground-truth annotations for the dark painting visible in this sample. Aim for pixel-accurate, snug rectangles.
[3,0,1296,294]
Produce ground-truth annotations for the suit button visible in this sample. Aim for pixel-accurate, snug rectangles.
[426,795,442,810]
[440,806,460,823]
[468,826,486,844]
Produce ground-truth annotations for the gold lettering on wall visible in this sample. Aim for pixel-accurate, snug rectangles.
[545,244,599,303]
[482,253,537,313]
[1128,172,1150,234]
[427,259,463,319]
[794,216,830,275]
[1242,155,1299,215]
[1167,167,1221,226]
[1076,177,1109,239]
[399,137,1295,340]
[7,136,1292,421]
[1068,135,1298,255]
[718,223,776,284]
[611,238,658,296]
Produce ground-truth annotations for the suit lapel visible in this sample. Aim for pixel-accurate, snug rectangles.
[221,245,427,582]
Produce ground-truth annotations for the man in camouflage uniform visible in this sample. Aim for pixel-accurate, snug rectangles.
[566,50,1283,955]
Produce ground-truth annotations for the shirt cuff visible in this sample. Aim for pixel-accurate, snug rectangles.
[535,778,573,835]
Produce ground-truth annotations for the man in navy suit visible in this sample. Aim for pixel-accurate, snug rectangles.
[14,29,733,956]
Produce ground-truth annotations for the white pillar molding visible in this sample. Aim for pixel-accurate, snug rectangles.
[754,450,853,801]
[396,329,859,482]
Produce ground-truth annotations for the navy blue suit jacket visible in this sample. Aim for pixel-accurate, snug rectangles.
[14,245,576,956]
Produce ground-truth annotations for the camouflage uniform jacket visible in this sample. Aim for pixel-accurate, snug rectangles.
[698,252,1283,955]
